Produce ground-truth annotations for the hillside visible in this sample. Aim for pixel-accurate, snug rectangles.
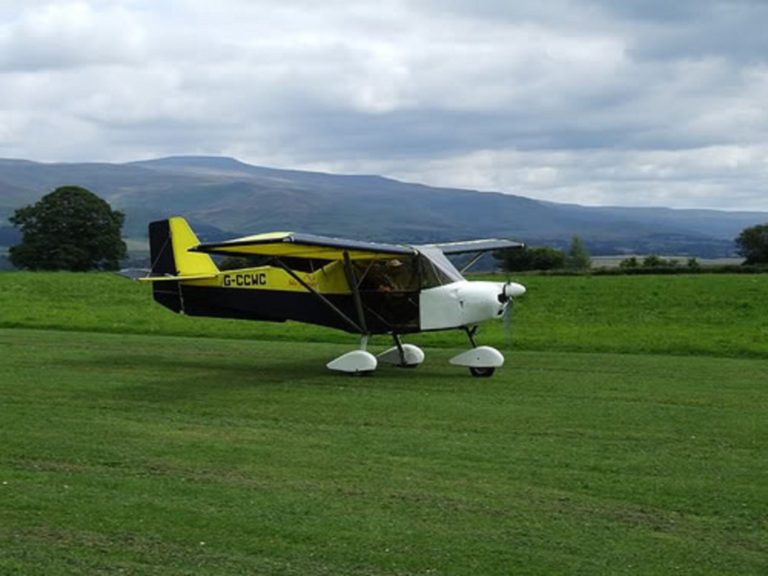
[1,156,766,258]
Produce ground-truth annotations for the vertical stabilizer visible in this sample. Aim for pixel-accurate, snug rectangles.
[167,217,218,276]
[147,217,218,313]
[148,217,218,276]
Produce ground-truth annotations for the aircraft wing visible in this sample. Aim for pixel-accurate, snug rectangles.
[417,239,525,254]
[192,232,416,260]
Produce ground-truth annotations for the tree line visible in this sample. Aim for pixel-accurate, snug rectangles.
[494,227,768,272]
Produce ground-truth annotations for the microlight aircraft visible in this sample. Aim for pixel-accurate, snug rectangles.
[131,217,526,376]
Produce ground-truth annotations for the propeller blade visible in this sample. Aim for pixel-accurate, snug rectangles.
[502,299,513,344]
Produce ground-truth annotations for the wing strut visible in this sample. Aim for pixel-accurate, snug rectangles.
[342,251,369,335]
[272,257,364,334]
[459,252,486,274]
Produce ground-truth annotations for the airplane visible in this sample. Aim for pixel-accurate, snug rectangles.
[126,217,526,377]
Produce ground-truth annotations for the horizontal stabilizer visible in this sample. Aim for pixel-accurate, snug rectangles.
[137,273,218,283]
[116,268,217,282]
[116,268,151,281]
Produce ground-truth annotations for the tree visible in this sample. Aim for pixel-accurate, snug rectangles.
[735,223,768,265]
[494,246,565,272]
[619,256,639,269]
[9,186,126,271]
[565,235,591,270]
[642,254,665,268]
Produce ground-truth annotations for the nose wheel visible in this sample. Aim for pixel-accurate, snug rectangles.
[469,366,496,378]
[449,327,504,377]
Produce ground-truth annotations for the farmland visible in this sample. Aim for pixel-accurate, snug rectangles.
[1,272,767,575]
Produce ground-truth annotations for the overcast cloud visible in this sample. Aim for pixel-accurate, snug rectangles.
[1,0,767,209]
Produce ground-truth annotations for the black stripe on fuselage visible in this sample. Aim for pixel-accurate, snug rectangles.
[173,286,420,334]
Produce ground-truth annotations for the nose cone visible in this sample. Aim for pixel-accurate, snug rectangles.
[504,282,526,298]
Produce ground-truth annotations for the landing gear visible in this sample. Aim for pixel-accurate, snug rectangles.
[328,328,503,377]
[328,335,425,375]
[449,326,504,377]
[326,335,377,375]
[469,366,495,378]
[377,334,425,368]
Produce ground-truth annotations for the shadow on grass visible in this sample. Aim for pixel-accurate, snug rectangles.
[61,348,458,405]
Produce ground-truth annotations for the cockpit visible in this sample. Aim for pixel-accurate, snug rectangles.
[353,249,463,293]
[348,249,464,333]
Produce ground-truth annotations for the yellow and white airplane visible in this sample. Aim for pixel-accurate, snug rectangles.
[128,217,526,376]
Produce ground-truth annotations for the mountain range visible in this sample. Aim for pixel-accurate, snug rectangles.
[1,156,766,262]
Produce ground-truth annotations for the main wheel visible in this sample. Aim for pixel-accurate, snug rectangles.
[351,370,375,377]
[469,366,495,378]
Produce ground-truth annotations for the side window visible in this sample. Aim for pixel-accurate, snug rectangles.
[355,258,419,292]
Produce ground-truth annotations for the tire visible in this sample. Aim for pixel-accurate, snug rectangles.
[469,366,495,378]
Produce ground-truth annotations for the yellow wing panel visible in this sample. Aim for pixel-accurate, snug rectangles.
[193,232,415,261]
[199,244,402,260]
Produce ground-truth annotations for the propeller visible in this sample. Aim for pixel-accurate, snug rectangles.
[503,297,514,340]
[497,280,526,303]
[498,280,525,343]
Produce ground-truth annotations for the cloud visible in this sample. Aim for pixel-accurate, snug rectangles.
[0,1,147,70]
[0,0,767,210]
[380,145,768,210]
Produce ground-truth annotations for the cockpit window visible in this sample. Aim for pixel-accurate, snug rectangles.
[355,258,420,292]
[417,247,463,288]
[351,249,463,293]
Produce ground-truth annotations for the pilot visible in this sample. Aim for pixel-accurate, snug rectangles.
[366,259,398,292]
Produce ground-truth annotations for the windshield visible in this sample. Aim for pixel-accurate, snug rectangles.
[416,247,463,288]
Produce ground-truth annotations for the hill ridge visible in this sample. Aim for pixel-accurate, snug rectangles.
[1,155,766,257]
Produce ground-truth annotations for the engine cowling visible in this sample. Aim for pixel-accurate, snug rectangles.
[419,280,526,330]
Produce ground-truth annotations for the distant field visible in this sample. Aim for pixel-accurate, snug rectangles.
[590,255,745,268]
[2,329,766,575]
[0,272,766,358]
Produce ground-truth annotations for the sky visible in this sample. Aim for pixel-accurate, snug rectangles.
[1,0,767,210]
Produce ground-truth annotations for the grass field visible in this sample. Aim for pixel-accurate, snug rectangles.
[1,272,767,574]
[1,272,767,358]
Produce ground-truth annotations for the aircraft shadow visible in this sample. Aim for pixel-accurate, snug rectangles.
[62,351,452,404]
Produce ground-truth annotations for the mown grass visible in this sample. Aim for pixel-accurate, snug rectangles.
[1,272,767,573]
[0,272,767,358]
[2,329,766,575]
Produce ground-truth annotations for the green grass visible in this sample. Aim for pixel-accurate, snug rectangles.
[1,272,767,358]
[1,272,767,574]
[2,329,766,575]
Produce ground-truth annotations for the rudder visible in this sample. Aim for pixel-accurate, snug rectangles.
[147,217,218,312]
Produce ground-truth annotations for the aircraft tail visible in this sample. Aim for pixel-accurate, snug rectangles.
[149,217,218,276]
[148,217,218,312]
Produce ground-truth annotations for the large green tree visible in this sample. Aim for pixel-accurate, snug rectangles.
[9,186,126,271]
[735,223,768,265]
